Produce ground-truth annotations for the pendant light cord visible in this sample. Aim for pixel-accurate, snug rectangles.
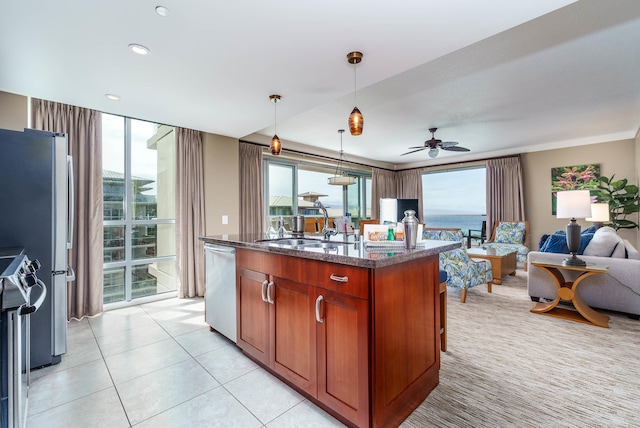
[335,130,345,177]
[353,62,357,105]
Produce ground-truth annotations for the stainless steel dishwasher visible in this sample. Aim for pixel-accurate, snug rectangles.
[204,243,237,343]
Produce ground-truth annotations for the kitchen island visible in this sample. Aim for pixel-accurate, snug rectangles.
[199,234,459,428]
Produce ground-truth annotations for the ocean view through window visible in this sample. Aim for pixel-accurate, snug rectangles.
[422,167,486,233]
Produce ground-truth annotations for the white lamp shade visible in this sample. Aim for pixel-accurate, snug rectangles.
[556,190,592,219]
[586,203,610,222]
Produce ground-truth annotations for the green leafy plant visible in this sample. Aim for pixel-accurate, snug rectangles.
[594,174,640,230]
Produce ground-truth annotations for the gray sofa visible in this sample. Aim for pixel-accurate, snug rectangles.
[527,237,640,318]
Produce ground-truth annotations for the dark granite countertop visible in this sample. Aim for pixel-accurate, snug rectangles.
[199,234,460,269]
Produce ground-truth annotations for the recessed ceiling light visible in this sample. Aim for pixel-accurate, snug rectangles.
[155,6,170,17]
[128,43,150,55]
[105,94,120,101]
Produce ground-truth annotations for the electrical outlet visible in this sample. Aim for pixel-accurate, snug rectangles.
[222,215,229,225]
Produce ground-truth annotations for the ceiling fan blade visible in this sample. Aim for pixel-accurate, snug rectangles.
[406,145,426,149]
[441,145,470,152]
[401,148,427,156]
[439,141,460,148]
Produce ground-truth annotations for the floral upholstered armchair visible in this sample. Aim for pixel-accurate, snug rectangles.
[423,228,493,303]
[484,221,530,271]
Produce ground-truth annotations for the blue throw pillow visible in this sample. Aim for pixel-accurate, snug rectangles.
[538,234,550,250]
[540,232,595,254]
[540,234,569,253]
[582,225,597,235]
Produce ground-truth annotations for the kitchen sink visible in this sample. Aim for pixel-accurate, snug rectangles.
[256,237,345,250]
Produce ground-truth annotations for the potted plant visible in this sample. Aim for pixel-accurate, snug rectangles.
[594,174,640,230]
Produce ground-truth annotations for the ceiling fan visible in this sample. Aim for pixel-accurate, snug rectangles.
[401,127,470,158]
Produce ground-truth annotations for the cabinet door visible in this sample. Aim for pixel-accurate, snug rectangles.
[270,277,317,396]
[237,267,269,365]
[316,289,369,428]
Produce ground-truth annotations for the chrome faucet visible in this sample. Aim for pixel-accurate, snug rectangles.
[314,201,338,240]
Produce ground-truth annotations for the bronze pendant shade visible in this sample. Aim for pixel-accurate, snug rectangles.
[347,51,363,136]
[269,94,282,155]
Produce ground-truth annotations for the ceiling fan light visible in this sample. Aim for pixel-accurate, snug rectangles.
[428,148,439,158]
[270,134,281,155]
[349,107,363,136]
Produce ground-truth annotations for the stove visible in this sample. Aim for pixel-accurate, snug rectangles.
[1,249,45,428]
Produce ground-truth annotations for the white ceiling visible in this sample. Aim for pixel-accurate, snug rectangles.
[2,0,640,169]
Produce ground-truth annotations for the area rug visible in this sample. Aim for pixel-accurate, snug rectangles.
[401,270,640,427]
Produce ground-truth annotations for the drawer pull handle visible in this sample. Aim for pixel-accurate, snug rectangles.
[330,274,348,283]
[316,295,324,323]
[261,280,268,303]
[267,281,275,304]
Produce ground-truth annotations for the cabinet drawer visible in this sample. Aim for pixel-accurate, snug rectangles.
[315,263,369,298]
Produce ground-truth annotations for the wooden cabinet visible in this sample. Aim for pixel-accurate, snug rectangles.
[235,247,440,428]
[316,287,369,427]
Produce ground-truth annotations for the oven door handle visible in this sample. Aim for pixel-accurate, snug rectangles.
[19,279,47,316]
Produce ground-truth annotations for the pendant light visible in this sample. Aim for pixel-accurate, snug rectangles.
[269,94,282,155]
[347,51,364,136]
[328,129,356,186]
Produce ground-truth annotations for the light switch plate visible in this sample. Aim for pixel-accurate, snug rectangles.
[222,215,229,225]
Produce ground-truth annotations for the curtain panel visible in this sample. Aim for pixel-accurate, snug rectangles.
[239,142,264,235]
[396,168,424,220]
[371,168,397,219]
[176,128,206,298]
[486,155,525,229]
[31,98,104,320]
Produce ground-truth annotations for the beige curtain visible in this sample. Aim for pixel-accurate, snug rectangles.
[176,128,206,298]
[239,142,264,235]
[32,98,103,320]
[396,168,424,220]
[486,155,525,229]
[371,168,397,219]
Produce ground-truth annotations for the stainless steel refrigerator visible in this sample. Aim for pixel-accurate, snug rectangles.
[0,128,74,369]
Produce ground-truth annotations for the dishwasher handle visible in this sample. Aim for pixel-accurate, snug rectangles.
[204,244,236,254]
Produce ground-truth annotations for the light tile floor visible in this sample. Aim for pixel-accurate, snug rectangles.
[27,297,346,427]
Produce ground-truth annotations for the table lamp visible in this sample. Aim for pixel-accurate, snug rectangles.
[556,190,592,266]
[586,202,610,229]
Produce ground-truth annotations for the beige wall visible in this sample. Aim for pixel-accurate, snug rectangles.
[203,133,240,235]
[0,91,28,130]
[522,139,638,250]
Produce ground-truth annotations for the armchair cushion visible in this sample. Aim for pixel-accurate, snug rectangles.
[485,221,530,269]
[422,228,493,292]
[494,221,526,244]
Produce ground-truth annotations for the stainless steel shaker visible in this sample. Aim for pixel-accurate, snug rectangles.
[291,215,305,235]
[402,210,419,249]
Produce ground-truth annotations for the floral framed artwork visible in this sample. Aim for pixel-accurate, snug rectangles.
[551,164,600,215]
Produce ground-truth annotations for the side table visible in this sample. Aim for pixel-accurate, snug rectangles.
[530,261,610,328]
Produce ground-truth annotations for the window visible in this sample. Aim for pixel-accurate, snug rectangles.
[102,114,177,304]
[422,167,486,232]
[264,156,371,232]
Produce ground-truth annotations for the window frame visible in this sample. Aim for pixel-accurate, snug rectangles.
[263,153,372,231]
[102,114,177,305]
